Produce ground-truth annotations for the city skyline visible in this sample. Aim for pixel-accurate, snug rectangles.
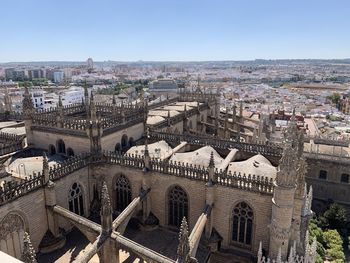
[1,0,350,62]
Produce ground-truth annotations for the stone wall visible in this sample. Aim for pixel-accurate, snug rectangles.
[0,188,47,251]
[91,162,272,256]
[101,122,144,152]
[54,166,92,231]
[30,130,90,154]
[213,186,272,255]
[306,157,350,210]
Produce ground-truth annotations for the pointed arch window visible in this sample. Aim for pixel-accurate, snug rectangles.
[57,139,66,154]
[68,182,84,216]
[168,185,188,228]
[232,202,253,246]
[115,175,132,213]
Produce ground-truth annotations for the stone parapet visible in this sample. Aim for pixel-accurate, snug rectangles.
[149,131,283,157]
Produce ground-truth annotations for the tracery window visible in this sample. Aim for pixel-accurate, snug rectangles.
[115,175,132,213]
[232,202,253,246]
[168,185,188,228]
[0,213,25,259]
[68,182,84,216]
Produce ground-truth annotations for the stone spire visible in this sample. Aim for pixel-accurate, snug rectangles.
[276,248,282,263]
[167,110,171,126]
[224,107,229,138]
[112,94,116,105]
[276,142,298,187]
[143,128,150,171]
[21,232,37,263]
[22,86,34,118]
[100,181,112,233]
[257,242,263,263]
[208,151,216,184]
[270,125,299,259]
[56,95,64,128]
[295,157,307,197]
[302,186,313,217]
[209,151,215,168]
[42,151,49,183]
[58,95,63,107]
[89,92,97,121]
[239,99,243,118]
[177,217,198,263]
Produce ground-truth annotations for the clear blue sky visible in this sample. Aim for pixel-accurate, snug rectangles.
[1,0,349,62]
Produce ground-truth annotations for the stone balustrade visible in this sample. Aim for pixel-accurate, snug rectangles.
[0,174,43,205]
[0,132,25,156]
[149,131,283,156]
[0,144,275,206]
[49,154,90,181]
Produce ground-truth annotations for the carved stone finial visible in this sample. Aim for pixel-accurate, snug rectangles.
[276,141,298,187]
[100,181,112,233]
[58,95,63,107]
[22,86,34,117]
[177,217,190,262]
[258,241,263,262]
[209,151,215,168]
[42,151,49,183]
[101,181,111,216]
[21,232,37,263]
[276,247,282,263]
[296,157,308,196]
[90,91,94,103]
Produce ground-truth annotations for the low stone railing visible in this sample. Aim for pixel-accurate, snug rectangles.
[0,174,44,205]
[216,170,274,193]
[0,146,275,206]
[148,131,283,156]
[49,154,90,181]
[0,132,25,156]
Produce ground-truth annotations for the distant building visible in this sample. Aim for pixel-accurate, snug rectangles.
[28,69,45,80]
[87,57,93,70]
[44,87,84,109]
[53,71,64,83]
[5,68,26,81]
[64,88,84,105]
[149,79,178,92]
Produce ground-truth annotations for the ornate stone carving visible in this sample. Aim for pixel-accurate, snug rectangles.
[21,232,37,263]
[0,213,25,240]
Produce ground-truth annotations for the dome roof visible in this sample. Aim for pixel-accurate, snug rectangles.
[127,140,173,160]
[170,146,223,167]
[227,154,276,179]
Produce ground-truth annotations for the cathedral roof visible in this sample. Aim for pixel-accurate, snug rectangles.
[170,146,223,167]
[227,154,277,179]
[146,115,165,125]
[127,140,173,160]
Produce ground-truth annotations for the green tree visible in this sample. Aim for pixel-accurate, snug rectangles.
[328,92,341,105]
[323,203,347,231]
[309,218,326,262]
[323,229,345,262]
